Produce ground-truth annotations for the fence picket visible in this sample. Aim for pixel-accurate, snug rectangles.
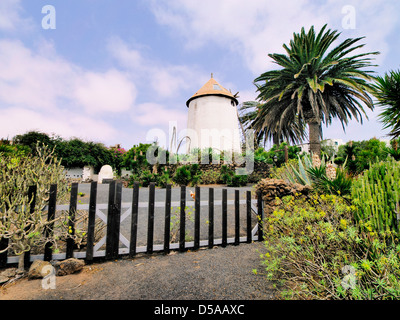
[129,182,139,257]
[235,189,240,246]
[24,185,37,267]
[208,188,214,249]
[66,183,78,259]
[147,182,155,254]
[85,181,97,263]
[246,191,252,243]
[164,184,171,254]
[44,184,57,261]
[179,186,186,252]
[113,182,122,258]
[194,186,200,250]
[222,189,227,247]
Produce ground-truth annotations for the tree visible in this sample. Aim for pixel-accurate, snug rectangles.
[252,24,378,155]
[373,69,400,138]
[239,101,306,147]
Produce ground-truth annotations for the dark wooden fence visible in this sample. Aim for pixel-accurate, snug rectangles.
[0,182,264,268]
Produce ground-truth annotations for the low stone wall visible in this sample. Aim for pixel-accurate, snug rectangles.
[254,178,312,214]
[158,161,271,183]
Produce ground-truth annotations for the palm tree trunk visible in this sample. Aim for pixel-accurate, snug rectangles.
[308,120,321,156]
[272,133,280,147]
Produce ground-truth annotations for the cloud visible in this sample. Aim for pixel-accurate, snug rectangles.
[107,37,207,100]
[0,0,33,32]
[0,39,136,143]
[74,69,136,113]
[133,102,187,127]
[0,107,118,143]
[149,0,399,74]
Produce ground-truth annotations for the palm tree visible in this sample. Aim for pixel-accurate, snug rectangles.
[238,100,306,147]
[373,69,400,138]
[252,24,379,155]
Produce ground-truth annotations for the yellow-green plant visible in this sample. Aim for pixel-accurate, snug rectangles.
[0,143,69,270]
[351,157,400,238]
[262,194,400,300]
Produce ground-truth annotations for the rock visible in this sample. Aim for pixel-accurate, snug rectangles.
[0,275,9,284]
[0,268,17,278]
[53,258,85,276]
[28,260,52,279]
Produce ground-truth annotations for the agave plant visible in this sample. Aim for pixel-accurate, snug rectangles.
[282,153,352,196]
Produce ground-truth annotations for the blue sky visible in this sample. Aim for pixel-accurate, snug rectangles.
[0,0,399,151]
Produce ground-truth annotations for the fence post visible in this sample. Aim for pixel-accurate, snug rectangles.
[194,186,200,250]
[235,189,240,245]
[66,183,78,259]
[85,181,97,263]
[179,185,186,252]
[222,189,227,247]
[208,188,214,249]
[147,182,155,254]
[164,184,171,254]
[23,185,37,268]
[129,182,139,258]
[44,184,57,261]
[105,181,116,260]
[113,182,122,258]
[257,189,264,242]
[246,191,252,243]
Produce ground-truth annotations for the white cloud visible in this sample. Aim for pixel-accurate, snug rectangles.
[133,102,187,127]
[0,107,118,143]
[0,0,33,32]
[107,37,207,99]
[74,70,136,113]
[149,0,399,74]
[0,39,136,144]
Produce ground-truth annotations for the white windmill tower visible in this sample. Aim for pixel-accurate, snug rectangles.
[185,74,242,154]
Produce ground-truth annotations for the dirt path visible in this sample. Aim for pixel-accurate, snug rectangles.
[0,242,276,300]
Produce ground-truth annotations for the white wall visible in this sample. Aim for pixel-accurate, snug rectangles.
[186,95,242,154]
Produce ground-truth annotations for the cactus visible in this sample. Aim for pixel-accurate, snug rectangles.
[0,143,68,270]
[351,157,400,236]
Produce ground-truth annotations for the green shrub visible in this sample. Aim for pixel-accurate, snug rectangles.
[227,174,248,187]
[351,158,400,237]
[261,194,400,300]
[173,164,201,186]
[157,171,173,188]
[200,169,221,185]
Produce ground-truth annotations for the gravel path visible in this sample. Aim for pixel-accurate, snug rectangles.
[0,242,277,300]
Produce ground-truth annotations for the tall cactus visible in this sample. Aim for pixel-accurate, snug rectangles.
[351,157,400,235]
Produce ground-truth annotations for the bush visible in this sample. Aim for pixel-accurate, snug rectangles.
[351,158,400,238]
[227,174,248,187]
[261,194,400,300]
[200,169,221,185]
[173,164,201,186]
[0,144,69,269]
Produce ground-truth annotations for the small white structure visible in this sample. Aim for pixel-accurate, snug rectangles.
[64,167,83,179]
[82,166,94,181]
[98,165,114,184]
[186,74,242,154]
